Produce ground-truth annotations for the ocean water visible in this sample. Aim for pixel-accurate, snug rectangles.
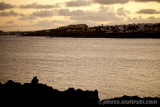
[0,35,160,99]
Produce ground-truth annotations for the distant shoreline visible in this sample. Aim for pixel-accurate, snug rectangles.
[1,33,160,39]
[1,23,160,38]
[20,32,160,38]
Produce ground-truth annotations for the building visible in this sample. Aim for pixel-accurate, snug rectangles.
[68,24,88,29]
[59,24,88,30]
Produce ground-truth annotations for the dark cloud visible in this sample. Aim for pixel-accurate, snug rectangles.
[108,16,160,25]
[137,9,160,14]
[18,15,36,20]
[93,0,129,5]
[33,20,69,29]
[0,10,18,17]
[127,16,160,23]
[70,12,122,21]
[65,0,91,7]
[34,20,55,28]
[58,9,85,16]
[93,0,160,4]
[58,9,71,16]
[32,10,54,17]
[117,8,130,16]
[20,2,59,9]
[58,7,123,21]
[19,10,54,20]
[0,2,14,10]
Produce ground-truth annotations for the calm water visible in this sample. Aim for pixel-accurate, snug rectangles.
[0,35,160,99]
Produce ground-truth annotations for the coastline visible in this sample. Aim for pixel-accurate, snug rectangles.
[0,77,159,106]
[21,32,160,38]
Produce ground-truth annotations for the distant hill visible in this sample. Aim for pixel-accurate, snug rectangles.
[20,23,160,38]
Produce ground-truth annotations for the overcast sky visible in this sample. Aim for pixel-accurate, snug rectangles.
[0,0,160,31]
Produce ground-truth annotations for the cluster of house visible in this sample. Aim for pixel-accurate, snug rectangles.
[0,23,160,35]
[58,23,160,33]
[59,24,88,30]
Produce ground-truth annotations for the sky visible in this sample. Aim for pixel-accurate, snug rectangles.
[0,0,160,31]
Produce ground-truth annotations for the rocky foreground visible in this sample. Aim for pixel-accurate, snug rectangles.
[0,77,99,107]
[0,77,159,106]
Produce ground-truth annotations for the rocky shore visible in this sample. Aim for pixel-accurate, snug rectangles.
[0,77,159,106]
[0,77,99,106]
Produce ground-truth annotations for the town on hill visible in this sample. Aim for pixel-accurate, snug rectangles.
[1,23,160,38]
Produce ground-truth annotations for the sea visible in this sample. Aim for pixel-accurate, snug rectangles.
[0,35,160,100]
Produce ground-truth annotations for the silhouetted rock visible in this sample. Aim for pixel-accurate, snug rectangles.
[31,76,39,84]
[0,77,99,107]
[0,77,159,106]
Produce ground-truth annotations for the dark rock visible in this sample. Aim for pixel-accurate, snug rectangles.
[0,77,159,106]
[0,77,99,107]
[31,76,39,84]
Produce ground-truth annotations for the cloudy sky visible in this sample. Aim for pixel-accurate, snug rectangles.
[0,0,160,31]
